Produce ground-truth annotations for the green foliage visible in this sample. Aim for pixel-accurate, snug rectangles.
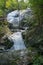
[32,56,43,65]
[18,1,27,9]
[0,0,6,15]
[0,0,29,15]
[29,0,43,25]
[6,0,18,11]
[4,37,14,49]
[25,0,43,51]
[0,26,5,38]
[24,0,43,64]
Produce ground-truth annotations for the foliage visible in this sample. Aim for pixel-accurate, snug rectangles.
[6,0,18,11]
[23,0,43,65]
[32,56,43,65]
[25,0,43,52]
[29,0,43,26]
[4,37,14,49]
[0,26,5,38]
[18,0,27,9]
[0,0,29,16]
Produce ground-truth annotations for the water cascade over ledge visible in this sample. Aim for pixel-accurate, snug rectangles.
[9,32,26,50]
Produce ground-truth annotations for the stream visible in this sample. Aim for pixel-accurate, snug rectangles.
[7,9,31,51]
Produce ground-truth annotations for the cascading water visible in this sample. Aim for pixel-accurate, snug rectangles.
[9,32,26,50]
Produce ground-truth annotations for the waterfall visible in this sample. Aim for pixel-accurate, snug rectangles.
[9,32,26,50]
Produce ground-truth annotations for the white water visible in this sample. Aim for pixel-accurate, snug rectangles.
[7,8,31,50]
[9,32,26,50]
[7,8,31,27]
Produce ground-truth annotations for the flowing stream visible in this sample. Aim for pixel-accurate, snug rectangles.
[7,9,31,51]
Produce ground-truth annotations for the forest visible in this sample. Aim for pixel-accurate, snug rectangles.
[0,0,43,65]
